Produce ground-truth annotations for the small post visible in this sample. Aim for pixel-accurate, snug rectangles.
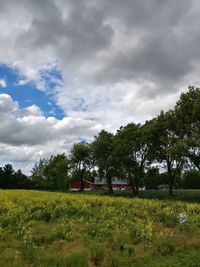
[179,212,187,232]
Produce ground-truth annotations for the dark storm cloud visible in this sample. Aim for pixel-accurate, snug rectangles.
[15,0,113,65]
[89,0,200,87]
[2,0,200,91]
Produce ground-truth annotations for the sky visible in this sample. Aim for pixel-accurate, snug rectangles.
[1,0,200,174]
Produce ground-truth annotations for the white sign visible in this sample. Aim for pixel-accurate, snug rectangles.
[179,212,187,224]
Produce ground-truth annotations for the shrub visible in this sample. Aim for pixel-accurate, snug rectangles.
[183,170,200,189]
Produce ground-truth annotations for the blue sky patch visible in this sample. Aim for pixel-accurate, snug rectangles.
[0,64,64,119]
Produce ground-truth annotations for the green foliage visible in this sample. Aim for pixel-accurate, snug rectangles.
[93,130,117,192]
[151,110,184,194]
[31,154,69,190]
[144,168,167,189]
[183,170,200,189]
[69,141,93,190]
[31,158,49,189]
[0,164,31,189]
[114,122,153,192]
[44,154,69,191]
[175,86,200,170]
[4,86,200,194]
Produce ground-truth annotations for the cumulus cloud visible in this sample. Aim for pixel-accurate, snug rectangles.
[0,94,102,171]
[15,105,43,118]
[0,0,200,170]
[0,94,18,113]
[0,93,102,146]
[0,79,6,88]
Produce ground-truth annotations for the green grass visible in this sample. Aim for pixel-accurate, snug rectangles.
[71,189,200,203]
[0,190,200,266]
[134,247,200,267]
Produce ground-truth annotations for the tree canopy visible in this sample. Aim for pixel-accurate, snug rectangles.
[2,86,200,194]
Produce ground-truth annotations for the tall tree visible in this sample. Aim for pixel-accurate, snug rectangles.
[174,86,200,170]
[31,158,49,189]
[114,122,153,194]
[0,164,30,189]
[69,142,93,191]
[0,167,3,188]
[44,154,69,191]
[93,130,117,193]
[31,155,69,190]
[14,169,31,189]
[3,164,15,188]
[152,110,184,195]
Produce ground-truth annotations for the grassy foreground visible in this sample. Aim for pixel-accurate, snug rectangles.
[0,190,200,266]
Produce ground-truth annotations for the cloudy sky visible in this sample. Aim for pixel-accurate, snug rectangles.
[0,0,200,173]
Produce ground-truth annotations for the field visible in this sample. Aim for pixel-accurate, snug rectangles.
[0,190,200,266]
[72,189,200,203]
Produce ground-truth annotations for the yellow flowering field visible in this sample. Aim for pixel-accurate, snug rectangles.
[0,190,200,266]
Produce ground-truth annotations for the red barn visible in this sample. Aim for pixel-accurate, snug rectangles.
[69,178,133,191]
[69,180,94,191]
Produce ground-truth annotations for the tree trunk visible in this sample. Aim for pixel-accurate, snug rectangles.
[134,176,139,195]
[131,179,135,195]
[128,173,135,195]
[80,170,85,191]
[107,176,113,193]
[167,160,173,195]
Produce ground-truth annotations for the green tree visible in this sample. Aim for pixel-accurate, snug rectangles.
[3,164,15,188]
[31,158,49,189]
[93,130,117,193]
[174,86,200,170]
[14,169,31,189]
[43,154,69,191]
[183,170,200,189]
[144,167,161,189]
[114,122,153,194]
[152,110,184,195]
[0,164,30,189]
[69,142,93,191]
[0,167,3,188]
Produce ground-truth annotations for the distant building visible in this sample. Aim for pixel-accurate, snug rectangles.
[94,177,132,190]
[157,184,169,190]
[69,180,94,191]
[69,177,133,191]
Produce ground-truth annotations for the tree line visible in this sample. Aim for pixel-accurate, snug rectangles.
[0,164,32,189]
[1,86,200,194]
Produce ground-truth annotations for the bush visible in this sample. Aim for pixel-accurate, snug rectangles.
[183,170,200,189]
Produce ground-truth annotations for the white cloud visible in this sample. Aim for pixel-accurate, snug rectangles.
[15,105,42,118]
[0,93,102,146]
[0,79,6,88]
[0,93,103,172]
[17,79,29,86]
[0,94,18,113]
